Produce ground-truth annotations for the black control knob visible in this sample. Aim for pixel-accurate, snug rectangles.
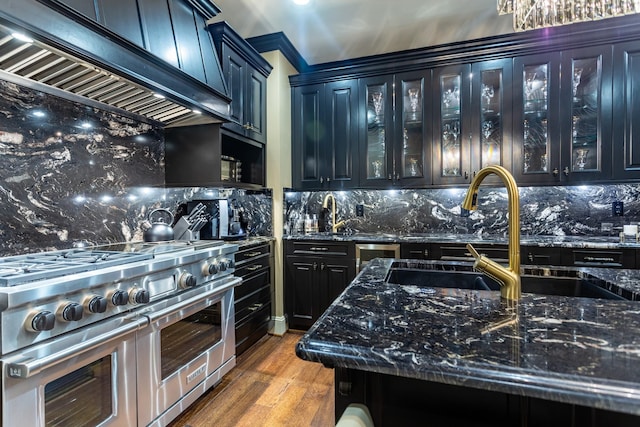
[206,262,219,275]
[27,311,55,332]
[130,288,150,304]
[179,273,197,289]
[86,296,108,313]
[218,260,228,272]
[59,303,83,322]
[111,290,130,306]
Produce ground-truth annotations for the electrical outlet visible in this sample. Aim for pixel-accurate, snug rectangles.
[356,204,364,217]
[613,201,624,216]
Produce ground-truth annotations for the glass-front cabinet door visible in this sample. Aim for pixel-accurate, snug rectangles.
[512,53,561,184]
[560,46,612,182]
[360,75,394,187]
[433,64,471,185]
[394,70,431,187]
[471,59,512,178]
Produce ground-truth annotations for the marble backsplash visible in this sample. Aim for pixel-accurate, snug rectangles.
[0,78,271,256]
[285,185,640,239]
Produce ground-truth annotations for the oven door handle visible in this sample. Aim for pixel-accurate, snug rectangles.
[142,277,240,324]
[6,315,147,379]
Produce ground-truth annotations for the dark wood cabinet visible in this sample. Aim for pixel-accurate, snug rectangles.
[290,16,640,189]
[433,59,512,186]
[512,47,613,185]
[284,240,356,330]
[613,41,640,180]
[210,22,272,145]
[292,80,359,190]
[234,242,272,356]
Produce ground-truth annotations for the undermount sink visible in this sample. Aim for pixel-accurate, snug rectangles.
[385,268,627,300]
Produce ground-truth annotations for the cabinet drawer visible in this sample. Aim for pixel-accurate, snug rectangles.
[235,254,270,278]
[235,285,270,324]
[235,303,271,355]
[235,269,270,300]
[401,243,432,259]
[436,244,508,263]
[236,243,271,264]
[287,241,355,257]
[570,249,635,269]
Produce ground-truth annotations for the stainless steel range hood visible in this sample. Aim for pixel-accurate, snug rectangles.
[0,22,228,127]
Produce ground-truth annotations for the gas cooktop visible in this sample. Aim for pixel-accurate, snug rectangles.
[0,240,224,287]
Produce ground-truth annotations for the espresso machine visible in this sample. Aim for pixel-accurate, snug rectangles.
[187,199,246,240]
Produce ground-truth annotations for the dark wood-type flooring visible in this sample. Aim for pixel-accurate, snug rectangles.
[168,331,334,427]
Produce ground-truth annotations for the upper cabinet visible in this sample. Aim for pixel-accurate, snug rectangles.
[512,46,613,184]
[289,16,640,190]
[210,22,273,145]
[433,59,512,186]
[292,80,359,190]
[359,71,431,188]
[612,41,640,181]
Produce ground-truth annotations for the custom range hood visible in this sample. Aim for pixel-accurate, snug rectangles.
[0,0,231,127]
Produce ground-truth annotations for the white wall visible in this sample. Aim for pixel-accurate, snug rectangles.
[262,50,295,335]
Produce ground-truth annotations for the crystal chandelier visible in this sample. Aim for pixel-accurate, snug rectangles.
[497,0,640,31]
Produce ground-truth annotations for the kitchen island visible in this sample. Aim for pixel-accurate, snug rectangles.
[296,258,640,426]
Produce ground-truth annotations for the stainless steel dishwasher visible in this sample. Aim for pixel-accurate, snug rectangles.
[355,243,400,272]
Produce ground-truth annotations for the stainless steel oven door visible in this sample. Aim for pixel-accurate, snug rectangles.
[137,276,240,427]
[2,313,145,427]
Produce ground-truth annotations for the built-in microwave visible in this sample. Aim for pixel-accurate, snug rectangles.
[221,155,241,182]
[355,243,400,272]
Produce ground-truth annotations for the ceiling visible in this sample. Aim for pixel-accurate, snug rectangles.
[209,0,516,66]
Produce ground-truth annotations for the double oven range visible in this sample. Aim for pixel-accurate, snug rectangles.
[0,240,240,427]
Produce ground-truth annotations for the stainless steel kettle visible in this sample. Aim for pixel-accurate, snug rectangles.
[143,208,175,242]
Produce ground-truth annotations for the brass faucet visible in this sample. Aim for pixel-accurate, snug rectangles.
[461,165,521,301]
[322,193,345,233]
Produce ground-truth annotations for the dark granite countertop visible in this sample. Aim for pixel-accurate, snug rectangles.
[284,232,640,249]
[296,258,640,416]
[234,236,274,249]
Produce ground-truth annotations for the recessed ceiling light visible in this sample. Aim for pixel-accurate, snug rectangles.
[292,0,310,5]
[11,32,34,43]
[153,93,165,99]
[191,109,202,114]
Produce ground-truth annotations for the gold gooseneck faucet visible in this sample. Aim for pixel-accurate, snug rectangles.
[461,165,521,301]
[322,193,345,234]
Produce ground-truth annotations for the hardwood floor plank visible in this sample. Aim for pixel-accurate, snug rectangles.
[169,332,334,427]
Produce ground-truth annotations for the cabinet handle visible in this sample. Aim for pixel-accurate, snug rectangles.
[320,176,324,184]
[552,168,559,176]
[327,177,331,182]
[464,171,469,180]
[243,122,259,131]
[313,262,318,271]
[423,249,429,257]
[310,247,329,251]
[247,264,263,271]
[388,174,393,180]
[321,262,326,270]
[563,166,570,176]
[247,303,263,312]
[245,251,262,258]
[528,253,535,263]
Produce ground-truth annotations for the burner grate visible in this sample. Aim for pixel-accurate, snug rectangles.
[0,250,153,287]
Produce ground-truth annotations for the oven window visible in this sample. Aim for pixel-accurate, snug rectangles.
[44,356,112,427]
[160,300,222,380]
